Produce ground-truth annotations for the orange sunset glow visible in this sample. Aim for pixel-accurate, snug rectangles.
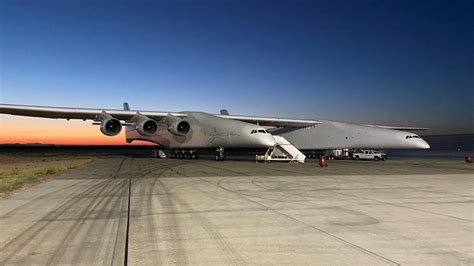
[0,115,152,145]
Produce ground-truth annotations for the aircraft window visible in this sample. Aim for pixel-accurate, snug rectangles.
[258,130,266,133]
[406,136,412,139]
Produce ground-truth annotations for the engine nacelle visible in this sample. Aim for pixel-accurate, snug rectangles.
[166,115,191,136]
[132,114,158,136]
[99,117,122,136]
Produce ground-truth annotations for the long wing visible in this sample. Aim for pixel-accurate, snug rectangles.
[0,103,186,121]
[0,103,321,127]
[217,114,320,127]
[363,124,429,131]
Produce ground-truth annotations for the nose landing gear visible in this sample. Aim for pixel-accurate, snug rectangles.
[215,147,226,161]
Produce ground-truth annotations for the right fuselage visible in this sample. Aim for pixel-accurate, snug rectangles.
[274,120,430,150]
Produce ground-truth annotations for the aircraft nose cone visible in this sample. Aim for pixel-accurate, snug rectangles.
[419,139,430,149]
[259,135,277,147]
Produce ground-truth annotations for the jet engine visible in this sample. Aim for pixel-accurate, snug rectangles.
[166,115,191,136]
[132,114,159,136]
[98,113,122,136]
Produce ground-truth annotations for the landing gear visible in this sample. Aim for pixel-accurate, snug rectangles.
[215,147,225,161]
[169,150,199,160]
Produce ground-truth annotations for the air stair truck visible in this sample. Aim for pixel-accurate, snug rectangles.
[256,135,306,163]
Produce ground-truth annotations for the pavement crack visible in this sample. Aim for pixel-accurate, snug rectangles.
[124,165,132,265]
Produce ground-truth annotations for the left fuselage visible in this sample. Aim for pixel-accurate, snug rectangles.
[126,112,276,149]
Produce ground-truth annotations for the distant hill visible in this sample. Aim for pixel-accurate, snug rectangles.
[0,143,155,147]
[1,134,473,150]
[422,134,474,150]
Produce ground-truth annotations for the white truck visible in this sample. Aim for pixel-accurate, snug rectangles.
[351,150,387,161]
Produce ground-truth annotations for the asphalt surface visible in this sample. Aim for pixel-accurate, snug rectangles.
[0,157,473,264]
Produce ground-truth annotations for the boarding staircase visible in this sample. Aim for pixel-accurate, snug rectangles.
[262,135,306,163]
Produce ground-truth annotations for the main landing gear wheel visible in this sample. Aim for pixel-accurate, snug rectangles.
[215,154,226,161]
[170,150,199,160]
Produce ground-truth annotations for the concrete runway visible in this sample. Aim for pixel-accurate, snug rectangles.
[0,157,472,264]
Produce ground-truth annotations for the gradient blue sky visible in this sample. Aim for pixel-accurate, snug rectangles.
[1,0,473,134]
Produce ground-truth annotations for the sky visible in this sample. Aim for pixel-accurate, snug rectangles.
[0,0,473,144]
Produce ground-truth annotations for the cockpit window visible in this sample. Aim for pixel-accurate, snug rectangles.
[406,136,412,139]
[406,135,420,139]
[252,129,269,134]
[413,135,420,139]
[250,129,270,134]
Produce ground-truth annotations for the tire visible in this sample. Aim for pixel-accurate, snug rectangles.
[374,156,379,161]
[355,156,360,160]
[382,156,386,161]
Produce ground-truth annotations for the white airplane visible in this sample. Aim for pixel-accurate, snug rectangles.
[0,103,430,160]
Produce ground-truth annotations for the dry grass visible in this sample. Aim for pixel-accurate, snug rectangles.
[0,154,92,195]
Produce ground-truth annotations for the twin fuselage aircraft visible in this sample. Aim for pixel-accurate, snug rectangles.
[0,103,430,160]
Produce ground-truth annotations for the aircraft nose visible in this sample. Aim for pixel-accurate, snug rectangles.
[419,139,430,149]
[259,135,277,147]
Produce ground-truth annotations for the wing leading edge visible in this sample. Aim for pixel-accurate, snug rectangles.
[363,124,429,131]
[0,103,185,121]
[0,103,321,127]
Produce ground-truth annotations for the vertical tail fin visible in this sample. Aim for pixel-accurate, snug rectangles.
[123,102,130,111]
[123,102,133,142]
[220,109,229,115]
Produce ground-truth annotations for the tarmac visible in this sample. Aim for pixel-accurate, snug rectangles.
[0,157,472,265]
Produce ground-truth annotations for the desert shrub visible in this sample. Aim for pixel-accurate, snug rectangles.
[45,167,59,175]
[0,178,23,193]
[10,169,20,175]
